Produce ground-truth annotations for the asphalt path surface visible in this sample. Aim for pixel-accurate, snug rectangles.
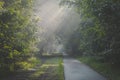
[63,54,107,80]
[2,0,107,80]
[34,0,107,80]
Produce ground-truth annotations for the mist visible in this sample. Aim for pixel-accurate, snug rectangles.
[33,0,81,54]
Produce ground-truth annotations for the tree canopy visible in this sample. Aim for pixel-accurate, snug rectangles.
[60,0,120,65]
[0,0,36,75]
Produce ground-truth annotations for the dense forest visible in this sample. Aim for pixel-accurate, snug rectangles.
[0,0,120,79]
[60,0,120,65]
[0,0,37,76]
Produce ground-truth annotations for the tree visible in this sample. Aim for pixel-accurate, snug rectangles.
[0,0,36,74]
[60,0,120,65]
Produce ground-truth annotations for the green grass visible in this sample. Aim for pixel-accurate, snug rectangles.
[56,58,64,80]
[0,56,41,79]
[77,56,120,80]
[30,57,64,80]
[1,56,64,80]
[16,57,41,70]
[45,57,64,80]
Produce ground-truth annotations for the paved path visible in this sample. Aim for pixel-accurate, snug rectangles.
[63,55,107,80]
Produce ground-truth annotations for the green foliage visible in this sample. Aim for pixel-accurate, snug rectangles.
[0,0,37,76]
[78,56,120,80]
[0,1,4,9]
[61,0,120,65]
[16,57,40,70]
[57,58,64,80]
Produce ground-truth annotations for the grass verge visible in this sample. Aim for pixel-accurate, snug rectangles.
[0,56,41,79]
[77,56,120,80]
[30,56,64,80]
[1,56,64,80]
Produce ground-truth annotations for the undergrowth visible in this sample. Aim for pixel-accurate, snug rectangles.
[78,56,120,80]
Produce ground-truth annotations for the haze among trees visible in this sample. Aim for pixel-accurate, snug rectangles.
[0,0,120,79]
[59,0,120,65]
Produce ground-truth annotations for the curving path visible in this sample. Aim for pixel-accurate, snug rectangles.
[63,54,107,80]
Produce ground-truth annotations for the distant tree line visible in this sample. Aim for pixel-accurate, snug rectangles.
[0,0,36,75]
[60,0,120,65]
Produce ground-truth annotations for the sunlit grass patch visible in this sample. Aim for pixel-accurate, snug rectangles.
[56,58,64,80]
[1,56,64,80]
[28,57,41,66]
[16,57,41,70]
[29,57,64,80]
[41,64,58,68]
[16,61,33,70]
